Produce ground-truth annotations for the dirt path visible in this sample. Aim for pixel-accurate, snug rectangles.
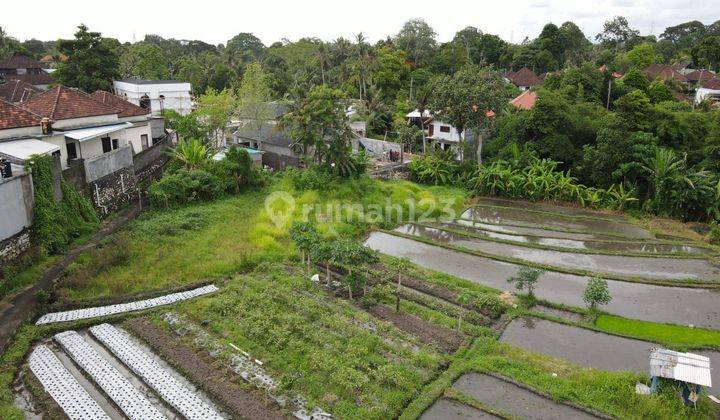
[0,204,140,353]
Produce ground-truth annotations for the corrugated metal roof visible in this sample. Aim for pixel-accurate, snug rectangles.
[650,348,712,387]
[61,122,133,142]
[0,138,59,161]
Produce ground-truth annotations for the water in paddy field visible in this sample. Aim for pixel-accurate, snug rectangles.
[461,206,654,239]
[452,372,598,419]
[364,231,720,329]
[441,221,714,255]
[474,196,629,220]
[394,224,720,281]
[500,318,720,396]
[420,398,499,419]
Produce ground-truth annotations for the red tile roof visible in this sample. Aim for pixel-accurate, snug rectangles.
[90,90,149,118]
[4,72,55,86]
[702,78,720,90]
[0,54,42,69]
[0,80,41,103]
[685,70,716,83]
[21,85,121,121]
[0,98,43,130]
[506,67,542,88]
[510,89,538,110]
[644,64,687,82]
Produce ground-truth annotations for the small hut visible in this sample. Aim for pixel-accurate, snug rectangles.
[649,348,712,406]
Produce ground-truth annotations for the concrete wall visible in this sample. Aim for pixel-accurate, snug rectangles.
[0,173,33,242]
[357,137,403,159]
[84,146,134,183]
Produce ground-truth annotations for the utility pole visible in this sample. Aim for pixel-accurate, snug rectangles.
[606,79,612,110]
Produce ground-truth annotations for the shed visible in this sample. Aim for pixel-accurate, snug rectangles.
[649,348,712,388]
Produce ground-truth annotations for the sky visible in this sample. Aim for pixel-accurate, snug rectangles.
[3,0,720,46]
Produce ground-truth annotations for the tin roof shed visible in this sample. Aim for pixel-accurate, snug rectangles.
[650,348,712,387]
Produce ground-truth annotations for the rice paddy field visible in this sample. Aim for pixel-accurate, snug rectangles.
[3,172,720,419]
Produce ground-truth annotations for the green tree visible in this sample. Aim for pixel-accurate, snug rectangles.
[289,221,319,273]
[390,257,411,312]
[237,62,272,149]
[507,266,544,299]
[614,90,652,131]
[120,43,170,79]
[428,65,508,164]
[595,16,639,52]
[691,36,720,71]
[225,32,265,72]
[626,42,658,69]
[583,277,612,311]
[621,68,649,92]
[647,81,675,103]
[55,25,120,92]
[373,46,410,100]
[195,88,237,147]
[394,18,437,66]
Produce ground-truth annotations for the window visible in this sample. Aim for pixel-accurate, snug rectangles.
[66,142,78,160]
[141,134,149,150]
[112,139,119,150]
[101,137,112,153]
[440,126,451,133]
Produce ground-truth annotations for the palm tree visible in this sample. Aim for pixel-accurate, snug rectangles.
[640,148,690,215]
[170,138,212,170]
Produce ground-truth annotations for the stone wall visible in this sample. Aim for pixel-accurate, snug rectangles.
[89,165,138,215]
[0,229,30,264]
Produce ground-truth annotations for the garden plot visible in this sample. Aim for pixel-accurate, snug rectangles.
[420,398,499,419]
[452,372,599,419]
[28,345,109,420]
[439,220,713,255]
[395,224,720,281]
[54,331,166,420]
[365,232,720,328]
[461,206,653,239]
[500,318,720,395]
[36,284,219,325]
[88,323,224,420]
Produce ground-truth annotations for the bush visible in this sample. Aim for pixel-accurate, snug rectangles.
[709,220,720,245]
[148,169,226,208]
[286,166,335,191]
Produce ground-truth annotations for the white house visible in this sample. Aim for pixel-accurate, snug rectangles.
[113,79,193,116]
[405,109,464,151]
[695,78,720,105]
[0,86,156,170]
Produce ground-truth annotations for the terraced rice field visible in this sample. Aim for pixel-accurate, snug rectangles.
[394,224,720,281]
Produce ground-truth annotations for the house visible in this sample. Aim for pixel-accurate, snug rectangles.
[695,78,720,105]
[39,53,67,69]
[0,54,54,90]
[644,64,687,83]
[90,90,166,151]
[598,64,622,78]
[510,89,538,110]
[505,67,542,91]
[113,79,193,116]
[0,79,41,103]
[684,70,716,89]
[406,109,463,152]
[9,85,155,169]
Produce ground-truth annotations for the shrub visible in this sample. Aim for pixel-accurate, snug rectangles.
[286,166,335,191]
[709,220,720,245]
[148,169,226,208]
[583,276,612,311]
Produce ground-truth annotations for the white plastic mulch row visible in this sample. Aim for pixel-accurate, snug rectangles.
[89,323,223,420]
[55,331,166,420]
[28,345,110,420]
[36,284,219,325]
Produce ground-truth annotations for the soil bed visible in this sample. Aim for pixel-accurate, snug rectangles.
[452,372,599,419]
[365,232,720,329]
[461,206,653,239]
[500,317,720,395]
[366,304,465,353]
[419,398,499,419]
[395,224,720,281]
[437,221,713,255]
[124,317,289,420]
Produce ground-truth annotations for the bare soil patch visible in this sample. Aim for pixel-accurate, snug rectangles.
[366,304,465,353]
[125,317,289,420]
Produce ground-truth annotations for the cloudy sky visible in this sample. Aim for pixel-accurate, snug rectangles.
[4,0,719,45]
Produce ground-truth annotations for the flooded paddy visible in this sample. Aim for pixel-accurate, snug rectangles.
[420,398,499,419]
[461,206,653,239]
[365,232,720,329]
[500,318,720,395]
[452,372,599,419]
[475,197,628,220]
[441,221,713,255]
[394,224,720,281]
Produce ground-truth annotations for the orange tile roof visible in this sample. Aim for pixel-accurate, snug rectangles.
[0,80,41,103]
[507,67,542,87]
[510,89,538,110]
[91,90,149,118]
[20,85,121,121]
[0,98,43,130]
